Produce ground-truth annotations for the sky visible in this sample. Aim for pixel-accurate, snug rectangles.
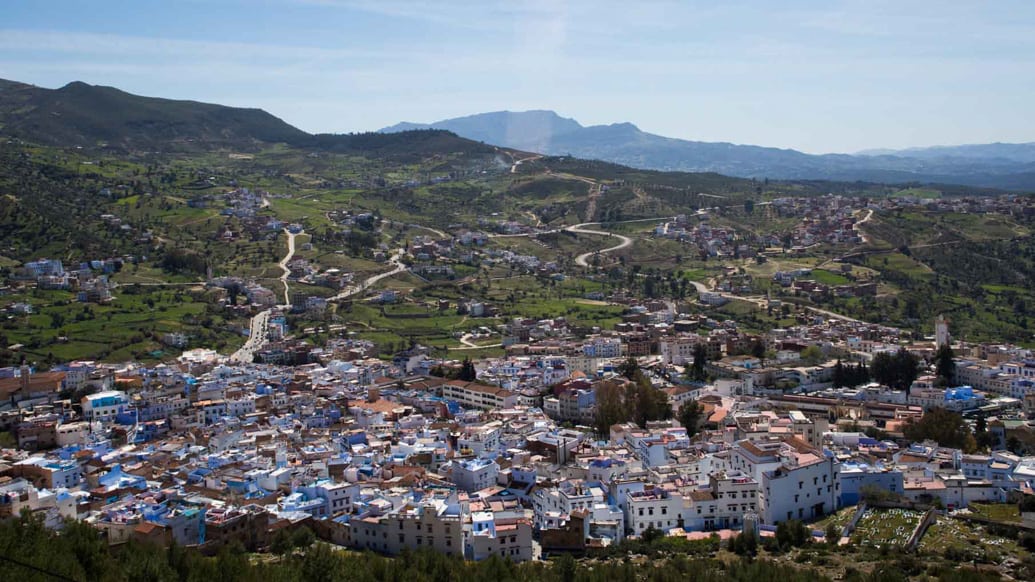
[2,0,1034,154]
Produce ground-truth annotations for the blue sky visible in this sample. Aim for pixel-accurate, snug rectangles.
[2,0,1033,153]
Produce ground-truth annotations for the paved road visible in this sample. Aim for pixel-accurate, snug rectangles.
[229,309,274,363]
[487,214,676,267]
[456,333,502,350]
[570,223,633,267]
[229,228,301,363]
[510,154,542,174]
[329,249,407,302]
[278,228,301,305]
[803,305,863,324]
[410,224,447,238]
[855,208,874,244]
[686,279,863,323]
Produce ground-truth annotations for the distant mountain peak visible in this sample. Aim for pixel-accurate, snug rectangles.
[379,109,1035,190]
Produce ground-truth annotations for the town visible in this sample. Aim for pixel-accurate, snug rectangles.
[5,179,1035,569]
[4,250,1035,567]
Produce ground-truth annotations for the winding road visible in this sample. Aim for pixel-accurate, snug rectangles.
[570,223,633,267]
[854,208,874,244]
[685,279,863,323]
[329,249,407,302]
[230,238,409,363]
[457,333,502,350]
[510,154,542,174]
[278,229,301,304]
[229,228,301,364]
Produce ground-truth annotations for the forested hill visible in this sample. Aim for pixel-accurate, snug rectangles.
[0,79,308,150]
[0,79,498,158]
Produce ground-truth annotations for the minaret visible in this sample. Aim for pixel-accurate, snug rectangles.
[935,315,950,348]
[19,363,30,399]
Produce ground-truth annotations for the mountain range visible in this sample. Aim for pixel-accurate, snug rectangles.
[381,110,1035,190]
[0,79,495,160]
[2,78,1033,191]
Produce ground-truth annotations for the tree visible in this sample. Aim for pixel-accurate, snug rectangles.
[800,345,824,365]
[902,408,977,452]
[595,376,671,433]
[641,525,664,543]
[594,380,626,436]
[872,348,920,392]
[678,400,703,438]
[825,522,840,545]
[750,339,766,360]
[628,376,672,428]
[618,357,640,380]
[292,526,316,549]
[270,528,293,555]
[833,360,847,388]
[690,344,708,381]
[974,416,995,450]
[935,343,956,386]
[728,532,758,556]
[458,358,477,382]
[774,519,810,550]
[1019,494,1035,514]
[556,553,577,582]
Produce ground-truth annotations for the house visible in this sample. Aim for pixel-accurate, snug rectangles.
[441,381,518,410]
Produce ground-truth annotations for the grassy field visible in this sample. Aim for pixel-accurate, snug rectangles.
[808,269,851,285]
[862,251,934,279]
[967,502,1021,523]
[9,137,1035,363]
[918,517,1027,563]
[1,287,244,364]
[310,273,626,357]
[892,187,942,199]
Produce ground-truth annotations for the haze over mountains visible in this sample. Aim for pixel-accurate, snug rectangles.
[382,111,1035,190]
[2,78,1033,191]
